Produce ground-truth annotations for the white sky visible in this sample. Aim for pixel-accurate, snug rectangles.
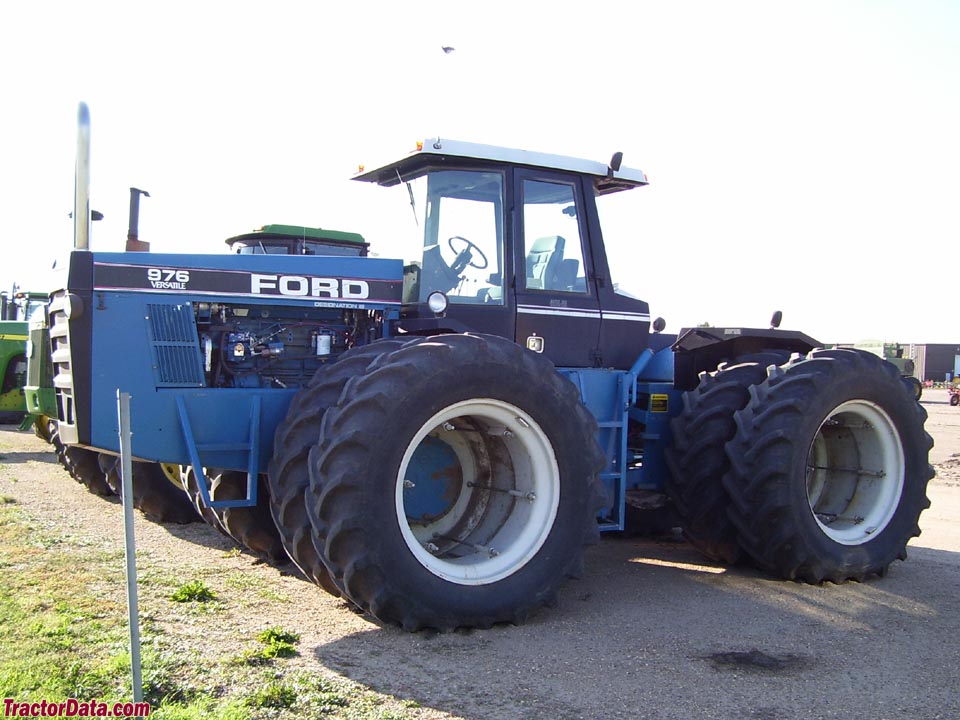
[1,0,956,343]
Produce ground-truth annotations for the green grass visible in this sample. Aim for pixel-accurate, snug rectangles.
[0,502,434,720]
[235,626,301,665]
[257,627,300,647]
[170,580,216,603]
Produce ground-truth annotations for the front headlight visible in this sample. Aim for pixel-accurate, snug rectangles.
[427,291,448,315]
[63,293,84,319]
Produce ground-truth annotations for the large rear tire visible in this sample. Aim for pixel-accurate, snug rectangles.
[724,349,934,582]
[306,334,606,631]
[60,445,112,496]
[179,465,232,536]
[268,340,407,597]
[665,352,787,564]
[100,457,198,524]
[211,471,289,565]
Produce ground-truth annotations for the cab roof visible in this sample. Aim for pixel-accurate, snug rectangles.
[353,138,649,195]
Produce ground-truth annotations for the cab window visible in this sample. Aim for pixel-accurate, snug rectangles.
[522,180,588,293]
[404,170,505,305]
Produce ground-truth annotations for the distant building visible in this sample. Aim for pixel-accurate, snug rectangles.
[916,343,960,382]
[834,342,960,382]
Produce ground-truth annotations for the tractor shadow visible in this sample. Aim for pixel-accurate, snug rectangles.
[0,424,61,465]
[158,513,308,581]
[312,533,960,720]
[0,449,60,465]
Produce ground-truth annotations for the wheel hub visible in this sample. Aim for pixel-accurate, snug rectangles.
[805,400,905,545]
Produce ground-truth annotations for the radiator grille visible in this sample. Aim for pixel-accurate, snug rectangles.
[147,303,204,387]
[49,290,74,427]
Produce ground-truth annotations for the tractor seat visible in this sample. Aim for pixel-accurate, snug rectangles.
[526,235,565,290]
[556,258,580,292]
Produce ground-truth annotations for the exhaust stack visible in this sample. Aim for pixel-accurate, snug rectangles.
[126,187,151,252]
[74,103,91,250]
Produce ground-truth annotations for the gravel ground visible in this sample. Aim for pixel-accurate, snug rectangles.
[1,389,958,720]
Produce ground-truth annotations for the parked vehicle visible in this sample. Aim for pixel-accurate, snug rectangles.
[48,104,934,630]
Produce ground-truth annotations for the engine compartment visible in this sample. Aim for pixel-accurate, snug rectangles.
[192,301,385,389]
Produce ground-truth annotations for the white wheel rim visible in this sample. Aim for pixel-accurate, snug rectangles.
[805,400,904,545]
[396,399,559,585]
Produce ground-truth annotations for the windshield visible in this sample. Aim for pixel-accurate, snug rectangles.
[396,169,505,305]
[234,243,290,254]
[232,240,363,257]
[594,187,644,299]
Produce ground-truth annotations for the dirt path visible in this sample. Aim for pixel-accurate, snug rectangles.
[2,391,959,720]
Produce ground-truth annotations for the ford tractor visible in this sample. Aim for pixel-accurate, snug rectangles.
[49,105,933,630]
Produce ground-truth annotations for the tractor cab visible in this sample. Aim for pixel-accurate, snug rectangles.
[0,288,48,323]
[355,139,654,369]
[225,224,370,257]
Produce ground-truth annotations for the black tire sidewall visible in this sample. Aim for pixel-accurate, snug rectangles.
[331,352,595,621]
[773,357,929,570]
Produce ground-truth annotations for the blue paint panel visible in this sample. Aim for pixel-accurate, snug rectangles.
[629,382,683,494]
[89,385,296,471]
[403,437,462,522]
[642,346,676,383]
[558,367,628,528]
[555,367,683,532]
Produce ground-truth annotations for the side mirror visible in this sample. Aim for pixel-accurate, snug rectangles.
[652,317,666,333]
[607,151,623,178]
[770,310,783,329]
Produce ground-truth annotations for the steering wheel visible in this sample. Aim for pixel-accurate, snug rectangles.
[447,235,489,271]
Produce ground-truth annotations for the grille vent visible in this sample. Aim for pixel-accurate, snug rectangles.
[147,303,204,387]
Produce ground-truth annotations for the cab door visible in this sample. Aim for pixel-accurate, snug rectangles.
[513,171,600,368]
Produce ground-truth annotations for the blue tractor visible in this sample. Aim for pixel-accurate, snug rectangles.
[51,111,933,630]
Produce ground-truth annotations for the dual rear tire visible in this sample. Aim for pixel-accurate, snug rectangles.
[272,334,606,630]
[669,348,933,582]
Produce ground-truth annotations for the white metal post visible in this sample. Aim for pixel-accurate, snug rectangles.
[117,390,143,703]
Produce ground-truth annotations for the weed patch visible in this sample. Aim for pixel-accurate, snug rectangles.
[246,680,297,709]
[236,626,300,665]
[170,580,216,603]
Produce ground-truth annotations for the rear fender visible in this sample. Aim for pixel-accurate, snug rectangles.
[671,326,820,391]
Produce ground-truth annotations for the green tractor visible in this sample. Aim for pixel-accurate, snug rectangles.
[0,287,49,424]
[853,341,923,401]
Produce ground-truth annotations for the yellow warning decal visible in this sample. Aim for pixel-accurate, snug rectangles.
[650,394,669,413]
